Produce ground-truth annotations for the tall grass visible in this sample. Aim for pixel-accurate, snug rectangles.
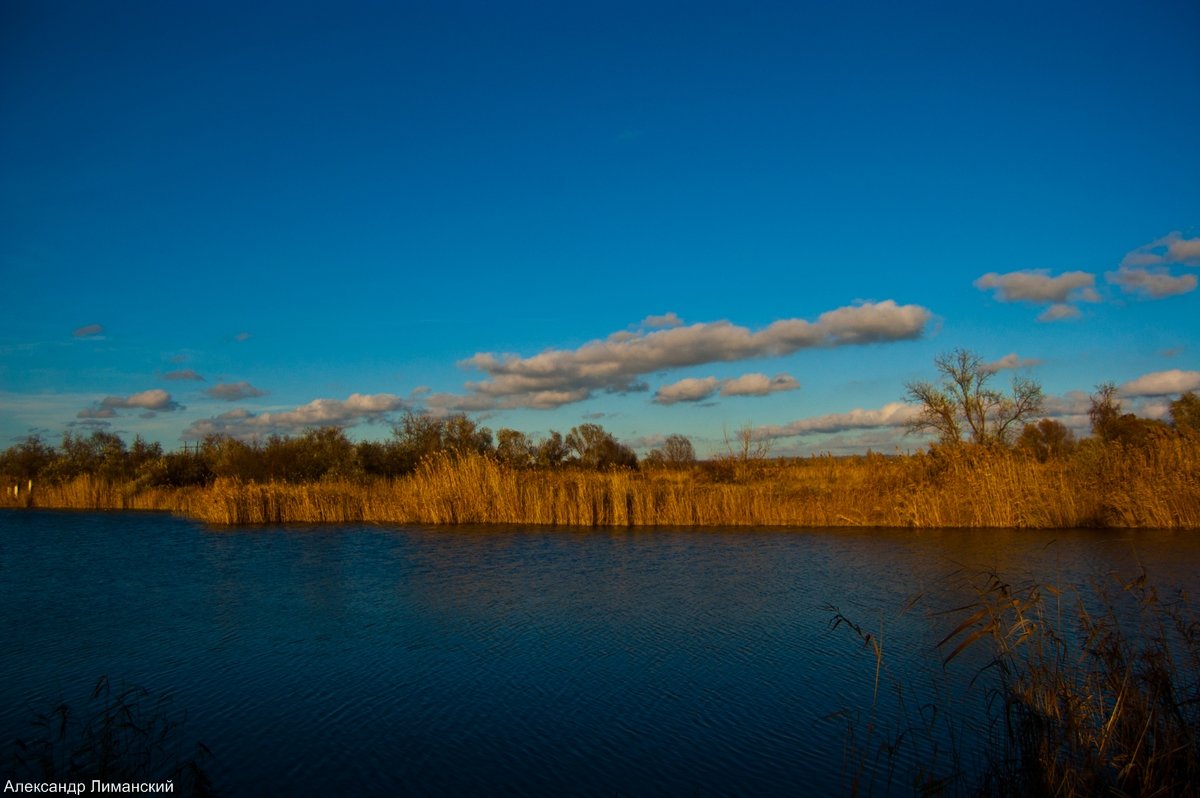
[6,675,214,796]
[4,436,1199,527]
[944,573,1200,797]
[829,571,1200,796]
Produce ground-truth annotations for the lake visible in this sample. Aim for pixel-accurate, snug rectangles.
[2,510,1197,795]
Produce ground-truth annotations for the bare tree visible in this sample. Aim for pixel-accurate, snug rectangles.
[662,434,696,465]
[905,348,1043,446]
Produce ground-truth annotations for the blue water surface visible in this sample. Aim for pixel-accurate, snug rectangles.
[2,510,1197,796]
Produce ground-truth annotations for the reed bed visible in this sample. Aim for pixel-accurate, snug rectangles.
[951,573,1200,796]
[829,571,1200,796]
[4,437,1198,528]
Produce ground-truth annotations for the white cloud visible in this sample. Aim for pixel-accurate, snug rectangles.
[1106,266,1197,299]
[1120,369,1200,397]
[1121,231,1200,268]
[720,373,800,397]
[982,353,1042,373]
[1037,303,1082,322]
[653,377,721,405]
[204,381,267,401]
[181,393,405,440]
[449,301,931,409]
[974,270,1097,304]
[757,401,919,438]
[651,372,801,405]
[1170,236,1200,264]
[641,312,683,329]
[80,389,183,419]
[107,389,180,411]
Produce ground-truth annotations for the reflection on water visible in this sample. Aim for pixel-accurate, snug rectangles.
[1,511,1197,795]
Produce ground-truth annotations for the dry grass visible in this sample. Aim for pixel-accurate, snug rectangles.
[941,572,1200,797]
[828,570,1200,797]
[3,436,1198,527]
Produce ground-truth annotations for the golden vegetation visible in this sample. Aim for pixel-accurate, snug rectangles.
[5,435,1198,528]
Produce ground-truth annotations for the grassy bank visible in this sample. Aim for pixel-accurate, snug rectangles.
[4,436,1198,528]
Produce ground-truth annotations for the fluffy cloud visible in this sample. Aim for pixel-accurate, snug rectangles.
[653,377,721,405]
[982,353,1043,373]
[449,301,930,410]
[1120,232,1200,268]
[652,373,800,405]
[1120,370,1200,397]
[103,389,181,411]
[1037,304,1082,322]
[721,373,800,397]
[79,389,183,419]
[163,369,205,381]
[73,324,104,338]
[974,270,1098,304]
[181,393,405,440]
[641,312,683,329]
[757,401,919,438]
[1106,267,1197,299]
[204,381,267,401]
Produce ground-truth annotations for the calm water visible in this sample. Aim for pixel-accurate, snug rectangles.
[1,510,1197,795]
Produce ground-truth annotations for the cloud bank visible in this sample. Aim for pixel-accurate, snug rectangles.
[435,301,931,410]
[1120,369,1200,397]
[182,393,405,440]
[757,401,920,438]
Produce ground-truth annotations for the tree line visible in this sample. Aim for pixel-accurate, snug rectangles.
[904,348,1200,461]
[0,414,697,487]
[3,349,1197,487]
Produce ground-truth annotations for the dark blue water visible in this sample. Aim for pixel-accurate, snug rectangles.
[1,510,1197,795]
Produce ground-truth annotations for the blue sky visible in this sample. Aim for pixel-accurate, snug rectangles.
[2,0,1198,456]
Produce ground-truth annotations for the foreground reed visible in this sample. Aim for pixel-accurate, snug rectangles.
[4,436,1199,528]
[830,571,1200,796]
[6,675,214,796]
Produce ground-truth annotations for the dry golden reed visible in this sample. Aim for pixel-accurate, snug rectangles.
[4,437,1199,528]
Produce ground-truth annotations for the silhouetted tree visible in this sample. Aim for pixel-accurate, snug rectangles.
[1170,391,1200,434]
[1017,419,1076,462]
[662,434,696,465]
[905,349,1043,446]
[565,424,637,470]
[441,414,493,457]
[0,435,55,480]
[534,431,568,468]
[1089,383,1123,442]
[1088,383,1169,446]
[495,428,533,467]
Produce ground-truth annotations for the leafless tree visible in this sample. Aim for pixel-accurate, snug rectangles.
[905,348,1043,446]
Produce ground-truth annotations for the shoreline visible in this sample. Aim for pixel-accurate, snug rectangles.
[4,441,1198,528]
